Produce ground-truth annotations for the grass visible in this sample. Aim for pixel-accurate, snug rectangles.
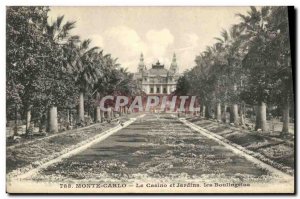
[188,117,294,171]
[6,121,125,174]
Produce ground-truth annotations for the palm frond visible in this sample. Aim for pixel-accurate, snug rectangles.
[81,39,92,51]
[214,37,224,43]
[83,46,99,56]
[235,13,248,21]
[62,21,76,33]
[250,6,258,14]
[221,29,229,42]
[56,15,64,29]
[261,6,270,19]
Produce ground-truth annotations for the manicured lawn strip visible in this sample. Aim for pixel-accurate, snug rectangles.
[187,117,294,172]
[7,123,100,148]
[7,120,127,175]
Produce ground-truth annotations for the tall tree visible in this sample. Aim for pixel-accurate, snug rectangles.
[215,25,246,125]
[7,6,50,133]
[70,39,99,123]
[238,7,272,131]
[266,7,293,134]
[44,15,77,132]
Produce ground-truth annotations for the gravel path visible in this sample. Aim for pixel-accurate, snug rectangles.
[8,113,294,193]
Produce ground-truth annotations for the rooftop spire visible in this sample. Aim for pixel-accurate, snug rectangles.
[138,52,146,72]
[170,53,178,74]
[140,53,144,61]
[172,53,176,62]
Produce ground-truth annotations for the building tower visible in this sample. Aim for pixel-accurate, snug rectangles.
[138,53,146,73]
[170,53,178,74]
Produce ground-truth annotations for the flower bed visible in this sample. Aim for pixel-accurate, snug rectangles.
[188,117,294,173]
[7,120,128,175]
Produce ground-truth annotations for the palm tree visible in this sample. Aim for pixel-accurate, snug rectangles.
[214,26,245,126]
[45,15,76,133]
[92,56,139,120]
[70,39,100,123]
[266,7,293,134]
[89,51,113,122]
[193,47,217,119]
[237,6,271,131]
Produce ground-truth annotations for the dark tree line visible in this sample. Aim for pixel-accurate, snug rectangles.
[176,7,293,134]
[6,7,139,134]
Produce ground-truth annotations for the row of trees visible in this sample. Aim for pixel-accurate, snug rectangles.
[176,7,294,134]
[7,7,139,134]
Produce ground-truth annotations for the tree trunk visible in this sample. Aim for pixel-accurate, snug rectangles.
[120,107,123,116]
[107,107,111,120]
[205,104,211,119]
[78,92,84,122]
[229,106,233,123]
[100,109,104,122]
[66,109,71,130]
[230,104,239,125]
[282,100,290,134]
[111,108,114,119]
[70,113,73,126]
[67,109,70,124]
[95,106,101,123]
[240,112,245,126]
[39,119,43,133]
[222,104,227,123]
[48,106,58,133]
[230,83,239,125]
[232,104,239,125]
[240,104,245,126]
[25,105,32,134]
[39,113,46,133]
[14,105,18,136]
[202,105,206,118]
[216,103,221,121]
[255,102,268,132]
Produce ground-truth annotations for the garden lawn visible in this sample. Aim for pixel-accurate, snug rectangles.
[7,119,129,175]
[186,117,294,171]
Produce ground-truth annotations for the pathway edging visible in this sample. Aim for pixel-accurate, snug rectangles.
[180,118,293,180]
[9,115,145,181]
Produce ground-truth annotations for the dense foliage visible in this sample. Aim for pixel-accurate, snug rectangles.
[176,7,293,133]
[6,6,139,134]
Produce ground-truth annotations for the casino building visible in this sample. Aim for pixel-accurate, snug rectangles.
[134,53,180,95]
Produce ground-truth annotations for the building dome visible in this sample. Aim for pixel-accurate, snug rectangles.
[134,54,180,95]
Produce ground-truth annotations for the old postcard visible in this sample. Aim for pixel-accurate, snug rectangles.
[6,6,295,194]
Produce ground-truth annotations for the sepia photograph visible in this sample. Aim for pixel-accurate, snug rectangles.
[5,5,295,194]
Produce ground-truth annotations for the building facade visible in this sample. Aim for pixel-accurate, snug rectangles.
[134,53,180,95]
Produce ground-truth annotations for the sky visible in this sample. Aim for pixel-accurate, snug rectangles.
[48,6,250,73]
